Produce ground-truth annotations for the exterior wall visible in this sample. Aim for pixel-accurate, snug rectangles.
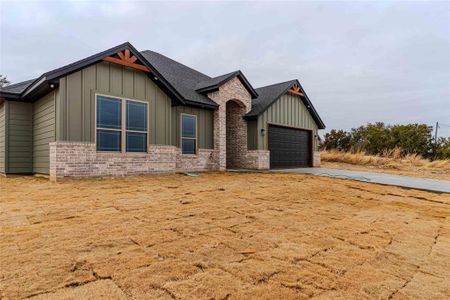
[171,105,214,149]
[207,77,252,170]
[226,101,247,168]
[6,101,33,173]
[257,93,319,151]
[244,150,270,169]
[313,151,321,167]
[56,61,172,145]
[0,102,5,173]
[49,142,218,180]
[33,91,56,174]
[176,149,218,171]
[247,119,258,150]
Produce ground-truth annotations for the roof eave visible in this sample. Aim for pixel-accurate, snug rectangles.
[294,80,325,129]
[243,114,257,121]
[195,85,220,94]
[195,71,258,99]
[13,42,187,105]
[235,71,258,99]
[0,91,22,100]
[184,99,218,109]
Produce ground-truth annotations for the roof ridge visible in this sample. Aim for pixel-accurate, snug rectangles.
[255,79,297,90]
[208,70,239,78]
[141,50,211,79]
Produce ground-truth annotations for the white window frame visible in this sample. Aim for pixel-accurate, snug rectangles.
[95,93,149,153]
[180,113,197,155]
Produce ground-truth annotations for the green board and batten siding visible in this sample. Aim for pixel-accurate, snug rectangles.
[249,93,319,151]
[33,91,56,174]
[6,101,33,173]
[171,106,214,149]
[57,61,173,145]
[0,102,5,173]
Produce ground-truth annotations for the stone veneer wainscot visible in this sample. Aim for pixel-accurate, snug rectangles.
[49,142,219,181]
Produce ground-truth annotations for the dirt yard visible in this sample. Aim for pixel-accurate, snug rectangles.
[1,172,449,299]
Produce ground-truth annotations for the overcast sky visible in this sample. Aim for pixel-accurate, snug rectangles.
[1,0,449,136]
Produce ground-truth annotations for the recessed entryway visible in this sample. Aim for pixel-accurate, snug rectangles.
[225,99,247,169]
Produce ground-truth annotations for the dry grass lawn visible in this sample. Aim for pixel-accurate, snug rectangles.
[1,172,450,299]
[321,150,450,181]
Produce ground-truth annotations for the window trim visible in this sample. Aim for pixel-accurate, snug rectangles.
[95,93,149,153]
[180,113,198,155]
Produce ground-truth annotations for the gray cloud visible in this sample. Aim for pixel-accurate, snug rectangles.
[1,0,449,136]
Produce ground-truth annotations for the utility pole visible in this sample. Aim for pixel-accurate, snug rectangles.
[434,122,439,142]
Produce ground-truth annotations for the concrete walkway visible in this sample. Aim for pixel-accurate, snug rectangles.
[276,168,450,194]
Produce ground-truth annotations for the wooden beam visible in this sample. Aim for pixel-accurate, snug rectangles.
[117,51,125,60]
[125,49,131,60]
[128,55,138,63]
[288,84,304,96]
[102,56,150,72]
[288,90,304,97]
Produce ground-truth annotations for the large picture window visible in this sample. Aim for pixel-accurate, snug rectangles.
[96,95,148,152]
[181,114,197,154]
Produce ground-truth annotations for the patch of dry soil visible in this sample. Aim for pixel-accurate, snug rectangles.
[1,173,449,299]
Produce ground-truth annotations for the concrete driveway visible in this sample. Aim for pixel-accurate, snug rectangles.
[277,168,450,194]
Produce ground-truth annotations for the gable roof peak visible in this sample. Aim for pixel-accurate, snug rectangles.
[246,79,325,129]
[195,70,258,98]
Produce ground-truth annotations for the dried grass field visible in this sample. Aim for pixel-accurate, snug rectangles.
[321,150,450,181]
[1,172,449,299]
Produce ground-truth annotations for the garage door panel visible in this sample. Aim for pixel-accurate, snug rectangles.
[268,125,312,168]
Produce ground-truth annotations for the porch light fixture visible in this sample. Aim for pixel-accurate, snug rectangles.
[261,128,265,136]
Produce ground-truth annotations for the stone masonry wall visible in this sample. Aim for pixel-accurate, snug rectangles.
[313,151,321,167]
[177,149,218,171]
[226,101,248,169]
[49,142,218,181]
[243,150,270,170]
[208,77,252,170]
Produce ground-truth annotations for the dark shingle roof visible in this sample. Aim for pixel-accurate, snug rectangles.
[1,42,324,128]
[195,71,239,91]
[0,79,36,94]
[140,50,217,108]
[247,80,297,117]
[245,79,325,129]
[195,70,258,98]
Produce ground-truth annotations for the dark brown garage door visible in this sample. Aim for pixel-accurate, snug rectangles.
[268,125,312,168]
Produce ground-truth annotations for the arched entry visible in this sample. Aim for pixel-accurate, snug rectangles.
[226,99,247,169]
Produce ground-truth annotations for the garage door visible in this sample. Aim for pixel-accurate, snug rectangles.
[268,125,312,168]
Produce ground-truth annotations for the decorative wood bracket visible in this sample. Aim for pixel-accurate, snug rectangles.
[103,49,150,72]
[288,84,304,96]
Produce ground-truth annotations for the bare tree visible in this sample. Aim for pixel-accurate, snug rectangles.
[0,75,10,88]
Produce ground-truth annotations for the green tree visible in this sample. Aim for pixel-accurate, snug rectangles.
[322,122,446,160]
[323,129,352,151]
[390,124,432,156]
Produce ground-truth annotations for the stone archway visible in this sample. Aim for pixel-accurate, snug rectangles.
[225,99,248,169]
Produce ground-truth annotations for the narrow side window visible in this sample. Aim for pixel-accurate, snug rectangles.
[181,114,197,154]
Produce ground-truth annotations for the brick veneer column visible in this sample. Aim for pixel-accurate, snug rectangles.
[208,77,252,170]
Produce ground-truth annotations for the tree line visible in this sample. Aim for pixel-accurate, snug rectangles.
[322,122,450,160]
